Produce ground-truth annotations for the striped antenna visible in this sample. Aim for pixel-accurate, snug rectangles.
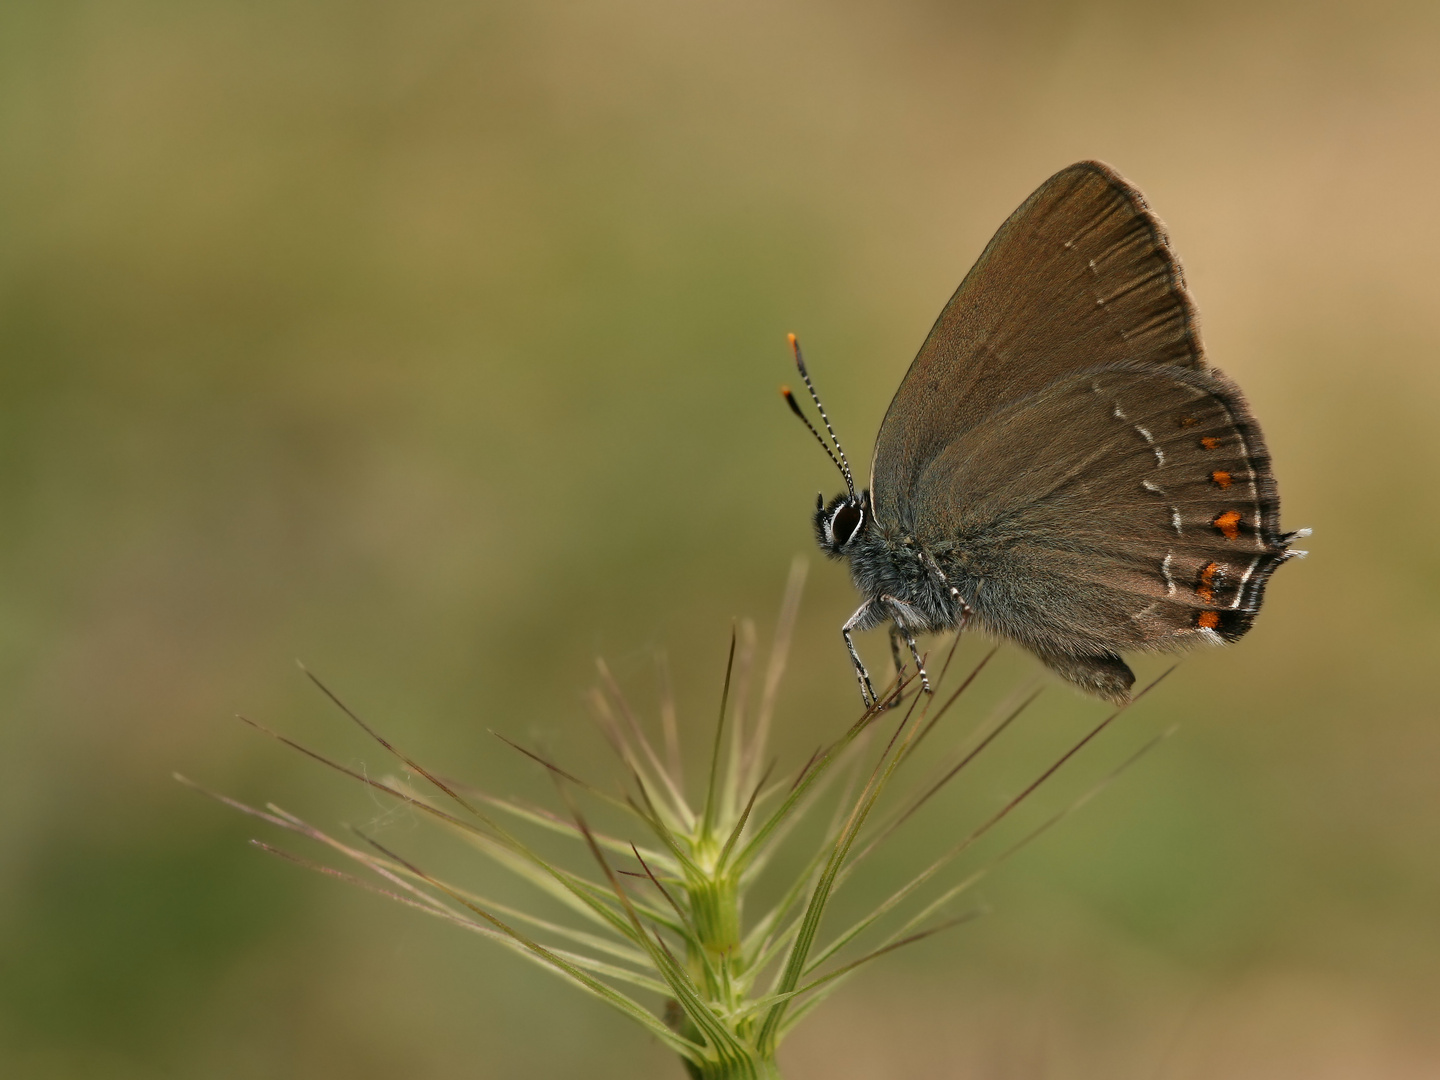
[781,386,846,481]
[786,334,856,497]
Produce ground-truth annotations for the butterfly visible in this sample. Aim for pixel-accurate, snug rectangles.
[784,161,1308,706]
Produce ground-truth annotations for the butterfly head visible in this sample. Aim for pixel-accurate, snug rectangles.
[815,490,869,558]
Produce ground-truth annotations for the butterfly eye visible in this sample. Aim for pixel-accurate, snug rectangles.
[830,502,863,547]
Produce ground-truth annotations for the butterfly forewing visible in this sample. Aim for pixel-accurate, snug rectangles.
[872,161,1203,526]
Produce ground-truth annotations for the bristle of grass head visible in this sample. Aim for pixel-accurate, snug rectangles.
[184,556,1175,1080]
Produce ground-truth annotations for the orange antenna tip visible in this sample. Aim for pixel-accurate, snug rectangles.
[786,332,797,347]
[781,383,814,426]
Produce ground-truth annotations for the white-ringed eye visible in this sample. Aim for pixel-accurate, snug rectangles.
[830,502,863,547]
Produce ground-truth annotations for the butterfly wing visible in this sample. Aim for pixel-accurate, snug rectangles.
[915,362,1302,701]
[871,161,1203,528]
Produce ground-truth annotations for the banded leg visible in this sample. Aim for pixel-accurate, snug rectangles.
[951,588,974,630]
[902,628,931,694]
[842,603,879,708]
[871,594,933,696]
[918,551,975,629]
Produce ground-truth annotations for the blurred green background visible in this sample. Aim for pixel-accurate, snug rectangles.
[2,1,1438,1076]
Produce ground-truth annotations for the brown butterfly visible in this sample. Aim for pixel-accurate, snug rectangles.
[784,161,1308,705]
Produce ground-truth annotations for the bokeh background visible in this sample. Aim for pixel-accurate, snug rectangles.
[3,1,1438,1076]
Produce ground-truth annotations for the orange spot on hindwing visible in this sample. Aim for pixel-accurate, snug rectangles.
[1196,562,1220,603]
[1200,436,1221,450]
[1210,470,1232,488]
[1196,611,1221,630]
[1178,415,1198,427]
[1213,510,1242,540]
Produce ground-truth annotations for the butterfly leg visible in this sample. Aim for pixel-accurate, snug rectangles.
[919,551,974,627]
[949,586,973,623]
[901,628,931,694]
[841,604,880,708]
[874,594,933,696]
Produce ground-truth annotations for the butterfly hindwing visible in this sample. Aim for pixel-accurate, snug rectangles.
[910,363,1300,672]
